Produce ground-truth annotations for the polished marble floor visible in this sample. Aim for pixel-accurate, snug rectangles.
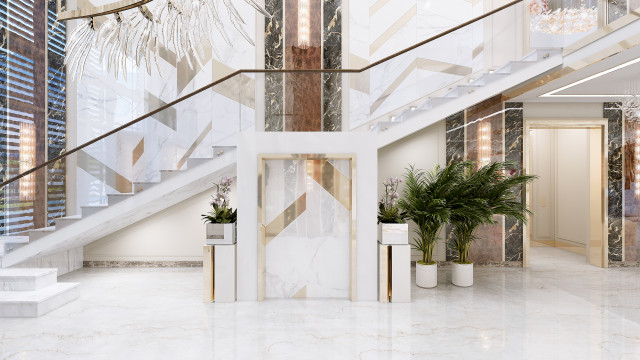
[1,246,639,359]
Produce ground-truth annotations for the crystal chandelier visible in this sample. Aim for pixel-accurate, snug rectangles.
[63,0,270,80]
[531,6,598,35]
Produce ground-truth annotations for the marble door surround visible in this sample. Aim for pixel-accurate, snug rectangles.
[523,119,609,268]
[237,132,378,301]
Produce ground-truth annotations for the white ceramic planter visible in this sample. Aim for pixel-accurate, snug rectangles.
[378,223,408,245]
[416,262,437,288]
[452,262,473,287]
[205,222,237,245]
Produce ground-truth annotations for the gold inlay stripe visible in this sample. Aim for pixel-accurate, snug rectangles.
[370,5,417,55]
[264,193,307,245]
[132,138,144,167]
[292,285,307,298]
[176,122,212,169]
[78,150,132,193]
[369,0,391,16]
[305,159,352,210]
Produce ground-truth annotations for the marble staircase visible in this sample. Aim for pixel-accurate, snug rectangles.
[0,268,79,317]
[375,48,563,148]
[0,148,237,270]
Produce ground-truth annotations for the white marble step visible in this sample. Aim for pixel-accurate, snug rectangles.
[187,158,211,169]
[0,268,57,291]
[28,227,56,242]
[160,170,182,182]
[81,205,108,218]
[1,236,29,256]
[54,215,82,230]
[133,182,159,194]
[0,282,80,318]
[107,193,134,206]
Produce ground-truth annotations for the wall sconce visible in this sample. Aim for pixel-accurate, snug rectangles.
[19,122,36,201]
[478,122,491,168]
[298,0,310,48]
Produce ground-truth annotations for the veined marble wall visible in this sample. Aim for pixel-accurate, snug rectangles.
[444,97,524,264]
[605,103,623,262]
[74,0,257,207]
[264,0,343,131]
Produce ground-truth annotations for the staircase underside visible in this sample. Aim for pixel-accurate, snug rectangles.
[1,150,236,269]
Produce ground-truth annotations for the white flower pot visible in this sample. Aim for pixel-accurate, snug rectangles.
[206,222,236,245]
[378,223,409,245]
[416,262,437,288]
[452,262,473,287]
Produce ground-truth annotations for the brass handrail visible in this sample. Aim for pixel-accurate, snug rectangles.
[0,0,523,189]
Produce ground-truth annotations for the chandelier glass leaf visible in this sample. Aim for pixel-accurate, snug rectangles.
[63,0,271,79]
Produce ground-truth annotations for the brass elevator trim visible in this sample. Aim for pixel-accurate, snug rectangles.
[5,0,524,190]
[387,246,392,302]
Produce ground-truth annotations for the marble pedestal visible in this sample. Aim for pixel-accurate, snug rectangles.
[378,243,411,303]
[203,245,236,303]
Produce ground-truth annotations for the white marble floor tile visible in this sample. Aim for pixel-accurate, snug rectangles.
[0,246,638,359]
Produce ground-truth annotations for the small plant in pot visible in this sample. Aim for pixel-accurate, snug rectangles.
[398,163,466,288]
[377,177,407,245]
[448,161,536,287]
[202,176,237,245]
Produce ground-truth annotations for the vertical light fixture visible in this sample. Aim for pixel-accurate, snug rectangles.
[478,122,491,167]
[19,122,36,201]
[635,128,640,198]
[298,0,310,49]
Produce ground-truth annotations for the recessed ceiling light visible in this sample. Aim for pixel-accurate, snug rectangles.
[541,56,640,97]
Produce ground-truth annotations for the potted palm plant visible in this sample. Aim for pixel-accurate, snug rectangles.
[398,163,465,288]
[202,176,237,245]
[448,162,535,287]
[378,177,407,244]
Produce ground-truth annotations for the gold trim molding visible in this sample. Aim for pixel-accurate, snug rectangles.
[57,0,153,21]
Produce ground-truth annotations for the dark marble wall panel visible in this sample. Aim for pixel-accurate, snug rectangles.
[504,102,524,262]
[465,96,504,263]
[322,0,342,132]
[623,114,640,261]
[265,0,285,132]
[445,111,465,261]
[605,103,624,262]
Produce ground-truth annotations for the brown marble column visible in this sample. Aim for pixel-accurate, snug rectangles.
[284,0,322,131]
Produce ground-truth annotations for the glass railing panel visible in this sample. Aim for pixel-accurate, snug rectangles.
[355,2,525,131]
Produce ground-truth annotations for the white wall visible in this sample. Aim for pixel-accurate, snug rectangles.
[530,128,591,247]
[378,120,446,261]
[530,129,555,241]
[84,181,237,262]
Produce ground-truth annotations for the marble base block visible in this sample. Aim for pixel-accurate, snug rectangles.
[203,245,236,303]
[378,223,409,245]
[205,223,237,245]
[378,243,411,303]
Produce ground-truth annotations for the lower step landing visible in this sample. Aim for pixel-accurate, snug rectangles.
[0,268,80,318]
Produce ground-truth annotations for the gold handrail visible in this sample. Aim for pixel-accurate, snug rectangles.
[57,0,154,21]
[0,0,523,189]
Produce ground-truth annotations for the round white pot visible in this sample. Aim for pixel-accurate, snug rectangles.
[416,262,437,288]
[452,262,473,287]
